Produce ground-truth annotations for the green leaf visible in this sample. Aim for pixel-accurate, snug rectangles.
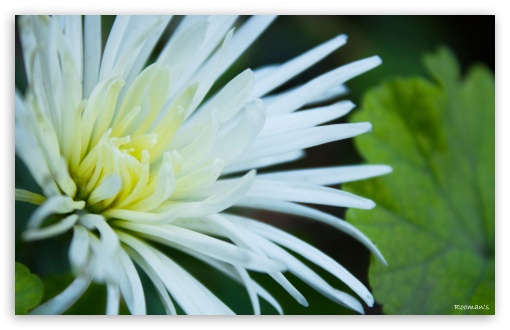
[15,262,44,314]
[345,47,495,315]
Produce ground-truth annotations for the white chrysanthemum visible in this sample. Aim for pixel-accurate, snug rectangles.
[15,15,391,315]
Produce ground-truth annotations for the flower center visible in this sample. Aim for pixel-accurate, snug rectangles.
[60,62,194,217]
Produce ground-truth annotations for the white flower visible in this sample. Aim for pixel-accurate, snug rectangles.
[15,15,391,315]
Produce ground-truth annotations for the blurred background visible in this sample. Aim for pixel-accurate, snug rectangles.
[15,15,495,314]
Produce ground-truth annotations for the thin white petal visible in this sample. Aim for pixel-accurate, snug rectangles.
[154,20,210,108]
[222,150,305,175]
[30,16,63,135]
[18,16,37,82]
[30,271,92,315]
[193,16,238,68]
[83,15,102,98]
[248,179,375,209]
[100,16,165,80]
[120,233,233,315]
[260,101,355,137]
[63,15,83,81]
[165,16,238,99]
[168,107,220,168]
[157,19,207,66]
[106,283,120,315]
[14,118,59,196]
[184,29,234,118]
[211,99,266,164]
[124,16,173,89]
[236,266,260,315]
[227,214,374,306]
[157,19,208,76]
[188,16,274,89]
[200,16,238,63]
[115,64,171,137]
[177,216,307,308]
[59,56,83,164]
[253,34,347,97]
[168,221,265,320]
[232,123,372,171]
[270,272,309,307]
[196,69,255,124]
[267,56,382,115]
[115,221,286,273]
[303,84,349,106]
[116,245,146,315]
[171,169,255,217]
[17,80,77,197]
[79,214,120,255]
[122,240,201,315]
[253,64,278,81]
[126,153,176,212]
[237,197,387,265]
[257,164,393,185]
[54,158,78,199]
[98,15,130,79]
[106,169,256,223]
[244,231,365,313]
[22,214,78,241]
[172,15,208,34]
[88,174,122,205]
[180,249,283,315]
[154,249,235,315]
[206,214,269,257]
[27,195,85,229]
[69,225,90,272]
[128,250,177,315]
[173,158,224,197]
[80,216,121,283]
[221,15,276,75]
[81,78,124,152]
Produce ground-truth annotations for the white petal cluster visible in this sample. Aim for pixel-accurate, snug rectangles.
[15,15,391,315]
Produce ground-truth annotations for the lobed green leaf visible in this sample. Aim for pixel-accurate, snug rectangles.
[345,47,495,315]
[15,262,44,315]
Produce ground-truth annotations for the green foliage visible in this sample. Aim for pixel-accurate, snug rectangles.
[15,262,44,314]
[345,48,495,315]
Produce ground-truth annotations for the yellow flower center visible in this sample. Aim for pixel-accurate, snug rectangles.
[67,64,196,215]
